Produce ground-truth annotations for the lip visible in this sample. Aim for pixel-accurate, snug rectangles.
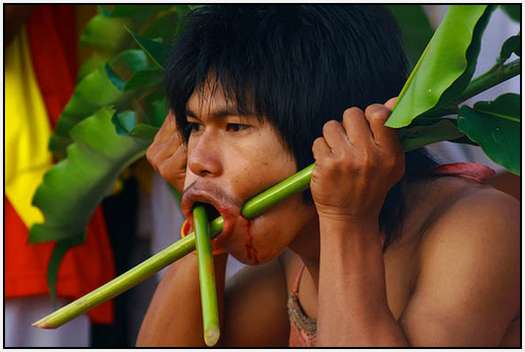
[181,183,243,243]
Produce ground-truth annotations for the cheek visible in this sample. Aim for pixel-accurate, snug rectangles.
[227,195,312,265]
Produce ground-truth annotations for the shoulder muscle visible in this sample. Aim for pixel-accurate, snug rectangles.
[401,188,520,346]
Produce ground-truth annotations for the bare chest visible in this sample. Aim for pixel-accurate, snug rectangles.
[287,240,420,322]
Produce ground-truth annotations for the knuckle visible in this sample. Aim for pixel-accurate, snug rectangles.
[145,148,157,167]
[365,104,389,121]
[323,120,340,134]
[343,106,363,117]
[312,137,324,148]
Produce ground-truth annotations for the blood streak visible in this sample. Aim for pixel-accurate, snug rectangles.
[242,220,259,264]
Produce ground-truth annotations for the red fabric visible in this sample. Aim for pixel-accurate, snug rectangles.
[5,198,115,324]
[432,162,496,183]
[5,5,116,324]
[26,5,77,128]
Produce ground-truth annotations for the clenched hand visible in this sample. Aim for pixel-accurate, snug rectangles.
[146,112,187,192]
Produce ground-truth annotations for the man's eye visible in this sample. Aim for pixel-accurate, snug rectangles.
[226,123,250,132]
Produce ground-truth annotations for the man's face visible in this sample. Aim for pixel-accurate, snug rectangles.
[181,84,317,264]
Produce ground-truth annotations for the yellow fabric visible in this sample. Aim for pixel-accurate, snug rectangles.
[5,28,53,228]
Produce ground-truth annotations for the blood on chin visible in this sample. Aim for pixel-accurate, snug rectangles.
[181,215,265,265]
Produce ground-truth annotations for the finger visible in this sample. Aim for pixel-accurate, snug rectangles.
[312,136,332,161]
[147,132,183,169]
[364,104,400,150]
[158,144,188,192]
[341,107,373,146]
[322,120,349,156]
[384,97,398,111]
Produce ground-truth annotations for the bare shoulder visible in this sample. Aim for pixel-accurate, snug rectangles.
[400,180,520,346]
[418,183,520,262]
[222,257,290,346]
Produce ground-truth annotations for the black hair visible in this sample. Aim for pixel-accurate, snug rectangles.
[165,5,437,248]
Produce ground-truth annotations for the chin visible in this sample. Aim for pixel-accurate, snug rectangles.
[220,217,292,265]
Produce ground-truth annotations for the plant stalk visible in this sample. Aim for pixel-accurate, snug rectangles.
[455,58,520,103]
[193,205,220,347]
[33,164,314,329]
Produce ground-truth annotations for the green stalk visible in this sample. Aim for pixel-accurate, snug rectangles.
[193,205,220,347]
[455,58,520,104]
[33,164,315,329]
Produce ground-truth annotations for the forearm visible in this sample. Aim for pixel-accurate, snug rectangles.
[136,252,228,347]
[317,217,408,347]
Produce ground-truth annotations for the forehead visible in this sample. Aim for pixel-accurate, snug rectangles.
[187,82,231,115]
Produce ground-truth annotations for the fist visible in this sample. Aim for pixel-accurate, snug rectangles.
[146,112,187,192]
[310,98,404,224]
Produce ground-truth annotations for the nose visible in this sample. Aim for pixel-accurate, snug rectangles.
[187,134,223,178]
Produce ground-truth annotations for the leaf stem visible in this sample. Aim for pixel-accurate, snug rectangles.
[455,58,520,103]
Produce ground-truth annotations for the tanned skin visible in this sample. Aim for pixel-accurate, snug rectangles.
[138,93,520,347]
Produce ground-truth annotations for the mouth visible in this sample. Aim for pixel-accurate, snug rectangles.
[181,184,243,242]
[199,202,221,221]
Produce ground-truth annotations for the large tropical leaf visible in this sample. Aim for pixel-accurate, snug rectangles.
[386,5,492,128]
[30,107,151,297]
[457,93,520,175]
[126,29,170,69]
[80,14,130,53]
[32,5,192,296]
[30,107,150,243]
[50,49,152,158]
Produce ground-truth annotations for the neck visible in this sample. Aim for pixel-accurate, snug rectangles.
[288,208,321,289]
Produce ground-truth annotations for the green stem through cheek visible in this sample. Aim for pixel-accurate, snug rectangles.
[31,166,314,329]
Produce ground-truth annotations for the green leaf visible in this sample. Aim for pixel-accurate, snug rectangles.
[143,92,169,127]
[76,54,109,82]
[499,34,521,63]
[111,109,159,141]
[108,49,151,84]
[124,69,163,91]
[457,94,520,175]
[386,5,434,68]
[49,70,119,158]
[399,119,464,152]
[130,124,160,141]
[501,5,520,22]
[50,49,151,157]
[99,4,172,20]
[386,5,492,128]
[127,28,170,69]
[112,110,137,135]
[142,9,180,40]
[80,14,130,52]
[30,107,149,244]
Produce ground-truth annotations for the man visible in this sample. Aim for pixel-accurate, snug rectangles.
[138,5,520,347]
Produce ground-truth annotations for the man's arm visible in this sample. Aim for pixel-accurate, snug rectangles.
[400,188,520,346]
